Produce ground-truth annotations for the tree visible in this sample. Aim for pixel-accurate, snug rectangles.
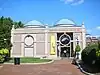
[0,16,24,60]
[0,16,24,50]
[13,21,24,29]
[96,41,100,57]
[98,41,100,49]
[0,16,13,50]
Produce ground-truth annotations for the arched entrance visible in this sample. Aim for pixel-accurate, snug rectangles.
[57,33,73,58]
[24,35,34,57]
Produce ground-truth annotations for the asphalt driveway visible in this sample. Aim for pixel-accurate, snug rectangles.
[0,59,84,75]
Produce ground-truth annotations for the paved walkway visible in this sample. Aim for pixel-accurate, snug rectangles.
[0,60,84,75]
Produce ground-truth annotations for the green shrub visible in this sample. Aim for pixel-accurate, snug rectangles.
[98,41,100,49]
[81,42,100,67]
[0,50,3,55]
[75,44,81,52]
[2,48,9,55]
[0,48,9,63]
[96,41,100,57]
[0,55,4,63]
[0,48,9,55]
[96,50,100,57]
[81,43,100,65]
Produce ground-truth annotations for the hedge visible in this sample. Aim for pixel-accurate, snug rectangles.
[81,43,99,65]
[0,48,9,63]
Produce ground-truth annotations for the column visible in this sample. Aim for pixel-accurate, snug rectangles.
[45,25,48,56]
[82,30,86,49]
[11,25,14,57]
[82,22,86,49]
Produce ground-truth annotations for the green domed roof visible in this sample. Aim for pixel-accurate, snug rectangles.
[25,20,45,28]
[55,19,75,26]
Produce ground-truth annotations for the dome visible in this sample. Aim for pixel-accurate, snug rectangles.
[55,19,75,26]
[25,20,43,25]
[25,20,45,28]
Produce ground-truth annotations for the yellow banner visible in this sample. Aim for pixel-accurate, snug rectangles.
[50,34,56,55]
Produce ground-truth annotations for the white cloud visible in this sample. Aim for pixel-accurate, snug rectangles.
[65,0,74,4]
[71,0,84,5]
[96,26,100,30]
[60,0,84,5]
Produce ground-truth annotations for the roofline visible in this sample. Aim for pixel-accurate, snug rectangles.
[54,24,75,26]
[24,25,46,28]
[53,24,81,27]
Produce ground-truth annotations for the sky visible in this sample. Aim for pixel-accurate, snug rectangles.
[0,0,100,36]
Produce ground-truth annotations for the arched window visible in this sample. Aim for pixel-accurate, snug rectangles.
[59,34,71,45]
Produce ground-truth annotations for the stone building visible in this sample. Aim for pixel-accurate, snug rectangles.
[11,19,86,59]
[86,36,99,46]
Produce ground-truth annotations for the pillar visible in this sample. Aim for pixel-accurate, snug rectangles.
[11,25,14,57]
[45,25,48,56]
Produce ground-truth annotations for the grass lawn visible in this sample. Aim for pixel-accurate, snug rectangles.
[5,57,52,63]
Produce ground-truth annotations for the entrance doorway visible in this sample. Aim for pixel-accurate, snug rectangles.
[57,33,73,58]
[60,47,70,57]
